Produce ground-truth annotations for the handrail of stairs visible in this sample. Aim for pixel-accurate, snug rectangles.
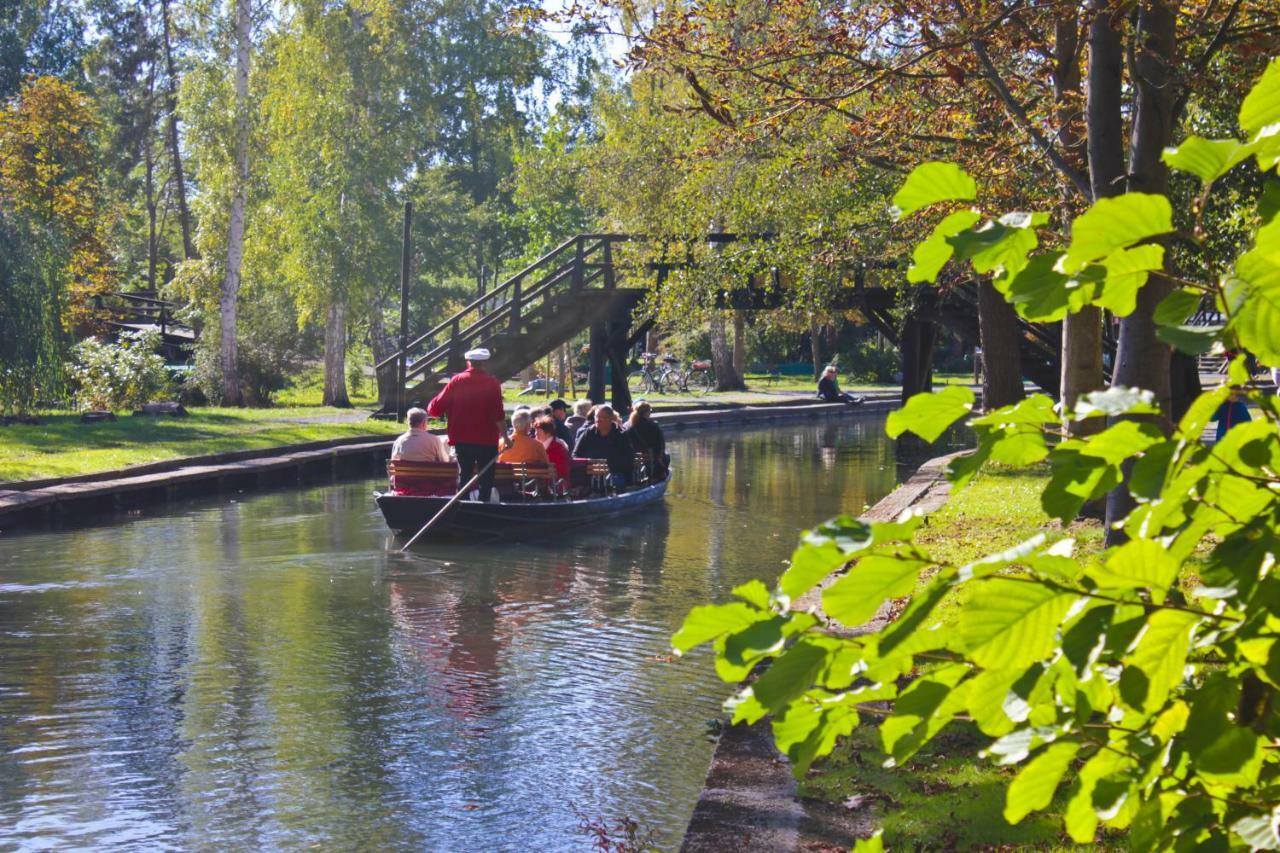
[376,234,590,372]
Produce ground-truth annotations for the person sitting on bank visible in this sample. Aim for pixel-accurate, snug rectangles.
[818,365,863,405]
[508,406,535,439]
[548,399,576,445]
[499,409,550,466]
[427,347,506,501]
[391,407,452,463]
[572,403,633,490]
[534,415,571,482]
[1212,387,1252,442]
[566,399,592,435]
[624,400,668,478]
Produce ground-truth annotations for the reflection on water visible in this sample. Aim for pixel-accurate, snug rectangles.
[0,416,913,850]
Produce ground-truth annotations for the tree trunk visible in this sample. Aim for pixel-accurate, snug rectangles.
[1106,0,1178,540]
[977,279,1025,409]
[368,292,398,406]
[219,0,250,406]
[732,309,746,380]
[323,299,350,407]
[710,311,745,391]
[1056,8,1104,425]
[1112,0,1176,411]
[900,316,936,403]
[161,0,197,261]
[809,318,822,379]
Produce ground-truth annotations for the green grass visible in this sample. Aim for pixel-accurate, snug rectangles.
[273,366,382,408]
[0,407,399,482]
[801,723,1118,851]
[799,466,1109,848]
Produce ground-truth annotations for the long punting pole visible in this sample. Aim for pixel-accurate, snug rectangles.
[400,455,499,551]
[397,201,413,419]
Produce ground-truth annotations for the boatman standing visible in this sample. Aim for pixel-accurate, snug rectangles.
[427,347,506,501]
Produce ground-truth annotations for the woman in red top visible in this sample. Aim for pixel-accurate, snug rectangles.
[534,416,571,482]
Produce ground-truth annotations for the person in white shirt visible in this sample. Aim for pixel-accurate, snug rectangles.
[391,407,452,462]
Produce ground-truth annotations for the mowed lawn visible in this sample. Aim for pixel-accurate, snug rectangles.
[0,408,400,483]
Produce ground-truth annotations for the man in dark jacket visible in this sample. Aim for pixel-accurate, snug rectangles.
[548,399,576,446]
[572,403,633,489]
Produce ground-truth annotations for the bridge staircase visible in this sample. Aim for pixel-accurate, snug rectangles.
[377,234,647,412]
[94,290,196,363]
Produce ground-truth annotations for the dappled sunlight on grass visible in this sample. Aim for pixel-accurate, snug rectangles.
[0,408,399,481]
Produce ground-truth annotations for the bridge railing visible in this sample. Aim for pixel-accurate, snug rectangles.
[376,234,631,387]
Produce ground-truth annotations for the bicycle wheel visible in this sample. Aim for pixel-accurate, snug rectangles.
[691,368,715,394]
[659,368,684,394]
[628,370,654,394]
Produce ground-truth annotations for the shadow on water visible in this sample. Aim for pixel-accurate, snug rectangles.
[0,414,939,849]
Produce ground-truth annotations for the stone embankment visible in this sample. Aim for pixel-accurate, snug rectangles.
[0,396,897,531]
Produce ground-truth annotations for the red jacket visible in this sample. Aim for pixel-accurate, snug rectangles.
[426,366,504,445]
[543,436,571,480]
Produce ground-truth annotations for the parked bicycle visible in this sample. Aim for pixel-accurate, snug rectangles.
[665,359,715,394]
[628,353,715,395]
[628,353,671,394]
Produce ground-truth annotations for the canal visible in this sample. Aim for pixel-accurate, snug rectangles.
[0,416,926,850]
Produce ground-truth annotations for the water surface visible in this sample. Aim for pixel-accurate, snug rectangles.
[0,417,914,850]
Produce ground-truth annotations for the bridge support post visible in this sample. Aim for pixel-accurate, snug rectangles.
[901,315,937,404]
[589,320,607,403]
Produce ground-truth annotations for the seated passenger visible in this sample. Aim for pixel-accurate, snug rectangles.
[534,416,571,481]
[391,407,452,462]
[566,399,592,435]
[624,400,668,478]
[572,403,633,489]
[498,409,550,466]
[818,365,863,405]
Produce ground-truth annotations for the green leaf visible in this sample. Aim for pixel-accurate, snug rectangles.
[885,385,975,442]
[1088,244,1166,316]
[1062,194,1173,273]
[1119,609,1200,713]
[1076,420,1165,466]
[987,428,1049,465]
[1156,324,1219,355]
[970,393,1058,427]
[823,556,929,629]
[1004,740,1081,824]
[732,579,771,608]
[771,695,822,754]
[1042,450,1119,524]
[1162,136,1254,183]
[907,209,981,283]
[751,640,829,712]
[1064,749,1130,842]
[959,578,1079,669]
[880,663,969,762]
[673,602,769,654]
[1259,178,1280,226]
[778,540,851,601]
[892,162,977,218]
[1240,56,1280,136]
[1154,288,1204,326]
[1006,252,1074,322]
[1230,220,1280,364]
[948,220,1038,280]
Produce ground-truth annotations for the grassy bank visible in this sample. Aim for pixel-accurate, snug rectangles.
[0,408,399,482]
[799,466,1109,849]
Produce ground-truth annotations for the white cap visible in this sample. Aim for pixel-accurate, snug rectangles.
[464,347,491,361]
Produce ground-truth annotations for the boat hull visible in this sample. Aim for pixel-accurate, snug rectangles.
[375,474,670,539]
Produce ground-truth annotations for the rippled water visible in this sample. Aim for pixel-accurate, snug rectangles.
[0,417,918,850]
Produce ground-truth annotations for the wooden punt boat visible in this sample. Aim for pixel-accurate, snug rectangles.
[375,471,671,538]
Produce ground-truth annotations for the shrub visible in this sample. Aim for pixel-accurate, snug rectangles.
[69,330,172,412]
[840,339,898,383]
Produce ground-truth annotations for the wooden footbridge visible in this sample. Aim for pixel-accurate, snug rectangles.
[375,232,1110,414]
